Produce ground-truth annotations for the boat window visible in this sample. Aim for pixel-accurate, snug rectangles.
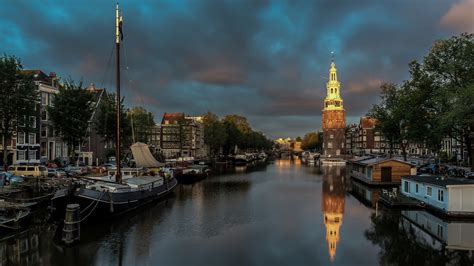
[18,167,26,171]
[438,190,444,202]
[415,184,418,193]
[404,181,409,193]
[426,186,432,196]
[27,167,34,171]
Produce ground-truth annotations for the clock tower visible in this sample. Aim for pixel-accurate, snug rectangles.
[322,57,346,156]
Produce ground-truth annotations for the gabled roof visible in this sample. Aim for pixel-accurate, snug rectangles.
[402,175,474,187]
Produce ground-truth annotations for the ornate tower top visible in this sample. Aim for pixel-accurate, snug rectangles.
[324,57,344,111]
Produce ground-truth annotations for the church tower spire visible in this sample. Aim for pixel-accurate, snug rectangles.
[324,57,343,110]
[321,53,346,156]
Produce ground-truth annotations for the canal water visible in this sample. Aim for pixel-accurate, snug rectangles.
[1,160,473,265]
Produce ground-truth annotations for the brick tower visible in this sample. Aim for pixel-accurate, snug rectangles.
[322,57,346,156]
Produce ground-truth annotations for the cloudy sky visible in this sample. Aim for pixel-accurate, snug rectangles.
[1,0,472,138]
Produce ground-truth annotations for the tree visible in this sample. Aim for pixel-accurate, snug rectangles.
[421,33,474,168]
[128,106,155,143]
[369,83,412,160]
[95,92,131,149]
[0,55,38,168]
[48,80,94,162]
[301,132,322,151]
[202,112,227,156]
[295,136,302,142]
[223,114,252,134]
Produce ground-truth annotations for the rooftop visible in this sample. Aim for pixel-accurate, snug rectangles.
[349,157,415,166]
[402,175,474,187]
[360,116,376,128]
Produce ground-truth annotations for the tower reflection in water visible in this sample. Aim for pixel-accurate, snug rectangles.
[322,166,346,262]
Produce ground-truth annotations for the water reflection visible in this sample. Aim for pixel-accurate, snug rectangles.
[0,228,41,265]
[321,166,346,262]
[365,209,474,265]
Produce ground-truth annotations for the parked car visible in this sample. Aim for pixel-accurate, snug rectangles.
[47,168,67,178]
[64,165,88,175]
[8,165,48,177]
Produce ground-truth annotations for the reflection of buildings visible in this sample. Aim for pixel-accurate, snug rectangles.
[401,210,474,252]
[0,229,40,265]
[322,166,346,262]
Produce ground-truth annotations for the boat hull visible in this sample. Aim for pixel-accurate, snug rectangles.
[175,172,207,184]
[52,178,177,219]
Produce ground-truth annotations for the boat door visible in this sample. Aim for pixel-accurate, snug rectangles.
[381,167,392,182]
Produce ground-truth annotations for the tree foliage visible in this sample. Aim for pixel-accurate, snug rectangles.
[202,112,272,156]
[128,106,155,143]
[369,33,474,166]
[0,55,38,167]
[48,80,94,160]
[94,92,131,147]
[301,131,323,151]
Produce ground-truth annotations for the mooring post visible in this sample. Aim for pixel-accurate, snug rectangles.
[62,204,80,244]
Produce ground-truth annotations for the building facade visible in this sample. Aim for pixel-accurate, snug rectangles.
[322,59,345,156]
[160,113,207,159]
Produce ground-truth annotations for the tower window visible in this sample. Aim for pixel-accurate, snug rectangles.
[335,88,337,93]
[331,89,333,93]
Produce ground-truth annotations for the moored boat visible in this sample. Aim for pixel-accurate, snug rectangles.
[234,154,248,165]
[174,165,210,184]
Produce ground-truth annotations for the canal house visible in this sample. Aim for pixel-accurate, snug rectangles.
[349,157,416,185]
[400,175,474,216]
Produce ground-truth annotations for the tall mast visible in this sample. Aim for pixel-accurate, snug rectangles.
[115,2,122,183]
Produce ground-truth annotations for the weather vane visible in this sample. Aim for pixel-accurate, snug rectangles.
[331,51,335,62]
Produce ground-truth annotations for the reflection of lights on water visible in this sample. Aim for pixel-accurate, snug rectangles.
[235,166,247,172]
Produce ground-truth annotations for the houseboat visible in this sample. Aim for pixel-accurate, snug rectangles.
[348,157,416,186]
[400,175,474,217]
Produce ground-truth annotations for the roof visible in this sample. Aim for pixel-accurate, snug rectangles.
[402,175,474,187]
[360,116,376,129]
[350,157,415,166]
[161,112,185,124]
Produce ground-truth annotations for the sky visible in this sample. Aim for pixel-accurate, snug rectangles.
[1,0,473,138]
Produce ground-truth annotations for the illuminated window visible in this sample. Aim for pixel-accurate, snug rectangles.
[427,187,432,196]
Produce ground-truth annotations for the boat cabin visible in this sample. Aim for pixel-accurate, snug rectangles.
[349,157,416,185]
[401,175,474,216]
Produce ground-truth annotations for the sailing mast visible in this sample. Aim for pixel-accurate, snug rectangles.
[115,2,122,183]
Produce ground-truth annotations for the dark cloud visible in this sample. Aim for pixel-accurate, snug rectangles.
[0,0,467,137]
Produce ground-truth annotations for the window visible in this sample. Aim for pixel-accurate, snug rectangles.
[404,181,410,193]
[41,92,48,105]
[335,88,337,94]
[28,150,36,160]
[330,134,334,139]
[363,130,367,135]
[17,132,25,144]
[41,125,47,137]
[29,133,35,144]
[29,116,36,128]
[437,224,443,238]
[327,142,333,148]
[17,150,25,160]
[331,88,333,93]
[41,109,47,121]
[55,143,62,158]
[438,190,444,202]
[427,187,432,196]
[415,184,419,193]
